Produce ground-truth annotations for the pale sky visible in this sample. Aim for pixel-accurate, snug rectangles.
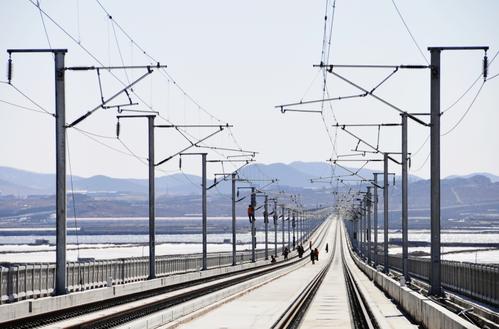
[1,0,498,180]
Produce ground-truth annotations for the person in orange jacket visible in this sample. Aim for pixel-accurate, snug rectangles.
[247,204,255,223]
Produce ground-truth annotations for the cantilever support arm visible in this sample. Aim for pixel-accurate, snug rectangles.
[328,70,429,127]
[155,127,224,166]
[339,126,402,165]
[200,145,258,154]
[207,161,255,190]
[67,69,153,128]
[275,93,367,110]
[329,161,371,183]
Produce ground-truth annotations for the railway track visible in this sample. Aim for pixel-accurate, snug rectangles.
[271,219,378,329]
[342,232,378,329]
[2,222,331,329]
[270,220,338,329]
[2,257,305,329]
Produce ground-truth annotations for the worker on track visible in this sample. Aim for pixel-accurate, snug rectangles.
[297,244,304,258]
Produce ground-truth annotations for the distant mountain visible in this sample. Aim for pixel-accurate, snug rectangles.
[289,161,337,178]
[0,165,497,198]
[73,175,147,194]
[1,166,499,227]
[0,166,63,194]
[446,172,499,183]
[0,167,201,196]
[387,174,499,209]
[238,161,422,189]
[156,174,202,195]
[0,178,45,195]
[288,161,421,184]
[239,163,313,187]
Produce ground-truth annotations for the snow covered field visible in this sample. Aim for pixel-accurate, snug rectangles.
[0,231,293,263]
[1,224,497,264]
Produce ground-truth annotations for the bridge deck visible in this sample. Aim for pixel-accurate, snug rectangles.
[170,218,420,329]
[299,225,352,328]
[300,222,418,328]
[171,222,336,329]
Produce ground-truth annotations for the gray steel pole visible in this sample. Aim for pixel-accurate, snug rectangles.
[429,49,441,295]
[373,174,379,267]
[367,187,372,265]
[251,187,256,263]
[274,200,278,257]
[305,212,308,241]
[350,216,357,243]
[296,212,299,245]
[281,205,285,253]
[232,173,237,265]
[359,202,364,257]
[357,201,364,257]
[401,113,409,280]
[298,211,301,244]
[148,116,156,279]
[287,210,291,250]
[300,211,303,244]
[292,211,296,250]
[264,195,269,260]
[353,216,357,251]
[425,45,488,294]
[303,212,306,242]
[301,211,304,244]
[356,216,360,252]
[55,51,67,295]
[202,153,207,270]
[307,212,310,241]
[362,201,366,259]
[383,153,389,274]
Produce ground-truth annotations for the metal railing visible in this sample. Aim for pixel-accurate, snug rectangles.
[0,248,278,304]
[350,242,499,308]
[384,253,499,308]
[0,217,325,305]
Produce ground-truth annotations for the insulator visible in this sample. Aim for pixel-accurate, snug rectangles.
[483,55,488,81]
[179,157,182,169]
[116,121,120,138]
[7,58,12,83]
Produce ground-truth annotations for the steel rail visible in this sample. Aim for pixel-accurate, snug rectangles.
[344,220,496,328]
[67,220,331,329]
[3,253,299,329]
[340,228,378,329]
[271,220,338,329]
[4,220,330,329]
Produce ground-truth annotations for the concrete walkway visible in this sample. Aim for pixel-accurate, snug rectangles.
[171,220,337,329]
[163,218,420,329]
[299,220,352,328]
[338,222,419,329]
